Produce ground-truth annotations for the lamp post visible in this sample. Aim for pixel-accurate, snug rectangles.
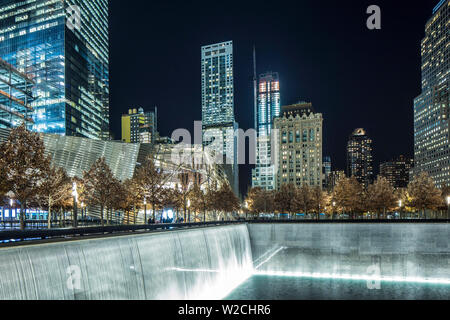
[398,200,403,220]
[72,182,78,228]
[144,198,147,225]
[244,201,249,220]
[331,201,336,220]
[187,199,191,223]
[80,202,85,224]
[9,199,13,228]
[443,196,450,219]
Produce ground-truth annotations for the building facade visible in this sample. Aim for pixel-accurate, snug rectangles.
[413,0,449,188]
[379,155,414,189]
[0,0,109,139]
[0,57,35,128]
[347,128,373,187]
[323,156,332,189]
[252,72,281,190]
[121,108,157,144]
[201,41,239,194]
[274,103,323,189]
[328,170,346,191]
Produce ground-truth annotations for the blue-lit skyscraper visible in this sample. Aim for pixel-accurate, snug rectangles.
[252,72,281,190]
[0,0,109,139]
[413,0,449,187]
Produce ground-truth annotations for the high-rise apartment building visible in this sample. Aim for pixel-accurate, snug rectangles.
[413,0,449,188]
[274,103,323,189]
[347,128,373,187]
[0,0,109,139]
[380,155,414,189]
[201,41,239,195]
[121,108,157,144]
[323,156,332,189]
[252,72,281,190]
[328,170,346,191]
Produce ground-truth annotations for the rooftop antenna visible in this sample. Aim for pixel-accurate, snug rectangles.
[253,45,257,131]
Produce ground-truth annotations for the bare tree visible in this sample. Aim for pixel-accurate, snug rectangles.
[214,183,239,220]
[274,184,298,216]
[83,158,116,226]
[296,185,313,218]
[366,177,396,219]
[189,184,211,222]
[333,177,364,219]
[0,124,50,230]
[407,172,442,219]
[38,166,72,228]
[178,171,192,222]
[246,187,268,216]
[134,156,170,222]
[310,186,326,220]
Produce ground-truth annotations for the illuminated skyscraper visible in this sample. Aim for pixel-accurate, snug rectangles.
[380,155,414,189]
[121,108,157,144]
[0,57,35,128]
[201,41,239,194]
[413,0,449,187]
[0,0,109,139]
[252,72,281,190]
[323,156,332,189]
[347,128,373,187]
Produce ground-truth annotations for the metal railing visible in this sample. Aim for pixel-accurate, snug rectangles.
[0,219,448,245]
[0,221,245,244]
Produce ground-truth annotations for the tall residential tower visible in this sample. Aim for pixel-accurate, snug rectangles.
[347,128,373,187]
[201,41,239,195]
[413,0,449,187]
[252,72,281,190]
[0,0,109,139]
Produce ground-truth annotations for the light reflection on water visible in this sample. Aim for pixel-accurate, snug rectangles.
[225,275,450,300]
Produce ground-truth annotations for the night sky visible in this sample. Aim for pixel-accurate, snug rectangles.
[109,0,437,196]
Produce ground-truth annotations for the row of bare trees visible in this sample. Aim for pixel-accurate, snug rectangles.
[245,173,447,219]
[0,125,240,230]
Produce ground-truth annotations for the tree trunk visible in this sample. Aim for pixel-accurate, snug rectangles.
[152,203,156,222]
[59,208,63,227]
[47,200,52,229]
[100,205,104,227]
[20,202,26,231]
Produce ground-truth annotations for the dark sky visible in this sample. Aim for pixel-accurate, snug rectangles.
[109,0,437,196]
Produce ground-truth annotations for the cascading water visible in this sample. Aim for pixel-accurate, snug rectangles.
[0,224,253,300]
[0,223,448,300]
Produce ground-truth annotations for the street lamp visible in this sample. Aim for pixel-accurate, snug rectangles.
[72,182,78,228]
[9,199,14,224]
[398,200,403,220]
[187,199,191,223]
[244,201,249,220]
[332,202,336,220]
[81,202,85,222]
[143,198,147,225]
[446,196,450,220]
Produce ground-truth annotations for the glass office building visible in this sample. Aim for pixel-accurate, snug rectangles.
[0,57,35,128]
[413,0,449,187]
[0,0,109,139]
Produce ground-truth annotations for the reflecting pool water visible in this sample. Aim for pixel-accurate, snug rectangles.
[225,275,450,300]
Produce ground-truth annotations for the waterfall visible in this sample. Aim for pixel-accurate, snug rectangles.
[0,224,253,300]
